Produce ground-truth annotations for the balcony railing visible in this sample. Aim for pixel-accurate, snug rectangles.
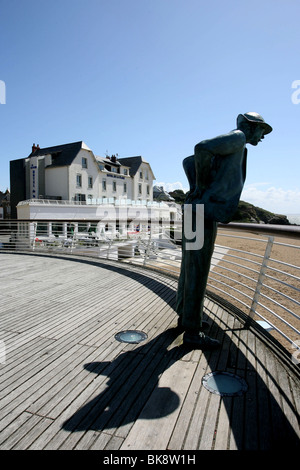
[0,219,299,367]
[17,198,171,207]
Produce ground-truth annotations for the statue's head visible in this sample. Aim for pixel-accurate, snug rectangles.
[237,112,272,146]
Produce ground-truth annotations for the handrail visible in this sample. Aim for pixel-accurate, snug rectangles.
[219,222,300,238]
[0,219,299,365]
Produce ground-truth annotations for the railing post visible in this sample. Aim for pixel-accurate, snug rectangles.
[143,233,152,266]
[70,231,76,254]
[246,235,274,326]
[107,238,113,259]
[31,222,37,251]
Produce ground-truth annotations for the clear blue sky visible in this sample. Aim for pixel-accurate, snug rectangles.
[1,0,299,214]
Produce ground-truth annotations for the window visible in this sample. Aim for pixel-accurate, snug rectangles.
[113,181,117,192]
[139,171,143,179]
[111,167,117,173]
[123,168,128,175]
[82,157,88,168]
[124,183,127,193]
[138,183,142,195]
[147,185,150,195]
[88,176,93,188]
[75,193,86,202]
[76,174,82,187]
[145,170,149,180]
[102,180,106,191]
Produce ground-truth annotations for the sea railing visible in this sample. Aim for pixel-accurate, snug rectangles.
[207,226,300,361]
[0,219,299,364]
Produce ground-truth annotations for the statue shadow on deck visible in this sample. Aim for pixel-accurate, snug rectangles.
[62,327,189,434]
[62,317,300,450]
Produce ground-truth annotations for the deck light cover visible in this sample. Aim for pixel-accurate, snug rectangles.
[115,330,148,344]
[202,371,248,397]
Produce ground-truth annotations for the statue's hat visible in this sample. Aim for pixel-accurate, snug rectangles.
[238,112,272,135]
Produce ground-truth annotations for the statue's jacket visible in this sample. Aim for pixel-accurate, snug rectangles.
[183,131,247,224]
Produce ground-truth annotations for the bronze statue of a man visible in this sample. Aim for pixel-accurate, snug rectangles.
[176,112,272,349]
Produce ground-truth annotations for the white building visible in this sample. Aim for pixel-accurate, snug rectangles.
[10,141,155,208]
[10,141,181,237]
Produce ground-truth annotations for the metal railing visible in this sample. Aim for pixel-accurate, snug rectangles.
[0,219,299,364]
[17,198,172,207]
[207,227,300,361]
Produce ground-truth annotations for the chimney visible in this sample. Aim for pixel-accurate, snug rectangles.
[32,143,40,153]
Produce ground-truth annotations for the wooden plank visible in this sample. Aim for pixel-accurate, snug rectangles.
[255,335,274,449]
[73,430,104,450]
[0,337,55,382]
[103,435,124,451]
[244,367,258,449]
[182,364,214,450]
[274,359,300,446]
[11,415,53,450]
[89,431,112,450]
[121,359,197,450]
[213,397,232,450]
[25,344,109,417]
[47,350,146,449]
[33,349,143,449]
[167,354,211,450]
[198,393,221,450]
[228,395,245,450]
[264,347,287,447]
[0,343,94,431]
[113,341,178,440]
[0,411,32,448]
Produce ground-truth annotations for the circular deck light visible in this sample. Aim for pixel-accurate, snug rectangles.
[115,330,148,344]
[202,371,248,397]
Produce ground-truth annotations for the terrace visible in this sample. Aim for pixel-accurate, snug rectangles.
[0,220,299,450]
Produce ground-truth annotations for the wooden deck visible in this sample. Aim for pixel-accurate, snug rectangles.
[0,252,299,451]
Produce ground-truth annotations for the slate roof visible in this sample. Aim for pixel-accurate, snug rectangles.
[27,143,155,178]
[117,156,143,176]
[28,141,84,168]
[118,156,154,178]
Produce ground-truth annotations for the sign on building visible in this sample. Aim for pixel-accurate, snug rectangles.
[30,157,39,199]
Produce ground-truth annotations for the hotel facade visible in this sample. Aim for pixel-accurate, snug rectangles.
[10,141,180,237]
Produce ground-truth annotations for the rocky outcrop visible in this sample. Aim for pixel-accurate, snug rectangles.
[232,201,291,225]
[168,191,291,225]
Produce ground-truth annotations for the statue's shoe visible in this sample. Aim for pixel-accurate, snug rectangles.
[183,332,220,350]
